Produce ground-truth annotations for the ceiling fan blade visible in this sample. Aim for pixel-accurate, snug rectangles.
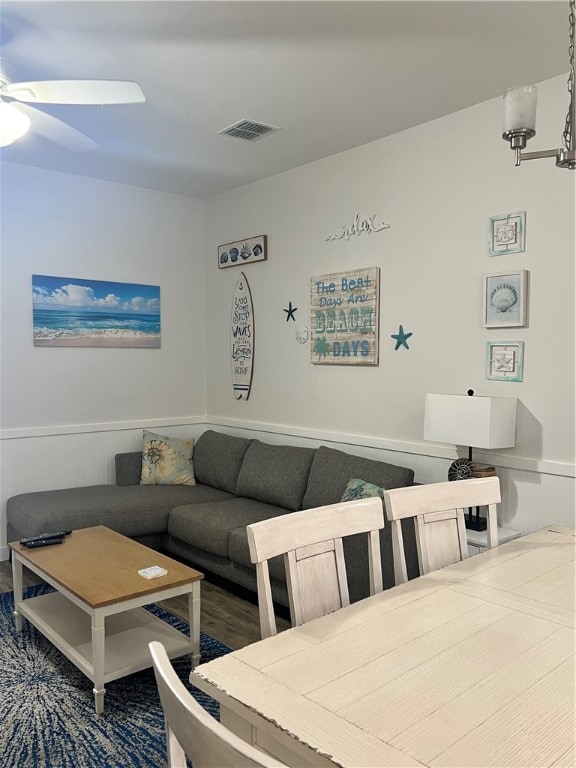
[2,80,145,105]
[14,103,96,151]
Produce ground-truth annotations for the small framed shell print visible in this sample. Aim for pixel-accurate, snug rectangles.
[218,235,267,268]
[488,211,526,256]
[484,270,529,328]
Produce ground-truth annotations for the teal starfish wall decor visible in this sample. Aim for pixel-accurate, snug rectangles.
[391,325,413,350]
[283,301,297,322]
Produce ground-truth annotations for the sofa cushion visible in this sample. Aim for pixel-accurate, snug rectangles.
[341,478,385,502]
[235,441,315,511]
[168,498,288,559]
[140,431,196,486]
[6,484,233,540]
[193,430,253,493]
[302,446,414,509]
[115,452,143,486]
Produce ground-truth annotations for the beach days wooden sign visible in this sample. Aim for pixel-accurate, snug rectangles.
[231,272,254,399]
[310,267,380,365]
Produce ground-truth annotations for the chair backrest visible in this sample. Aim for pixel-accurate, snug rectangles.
[384,477,501,585]
[149,641,285,768]
[246,497,385,639]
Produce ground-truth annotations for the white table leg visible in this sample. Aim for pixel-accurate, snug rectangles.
[12,553,23,632]
[91,611,106,715]
[189,581,201,668]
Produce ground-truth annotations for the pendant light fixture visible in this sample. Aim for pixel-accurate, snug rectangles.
[502,0,575,169]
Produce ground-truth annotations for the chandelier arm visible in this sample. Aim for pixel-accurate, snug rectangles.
[519,148,564,161]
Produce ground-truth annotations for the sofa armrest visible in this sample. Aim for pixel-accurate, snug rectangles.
[115,452,142,486]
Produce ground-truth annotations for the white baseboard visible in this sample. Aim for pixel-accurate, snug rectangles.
[0,547,10,562]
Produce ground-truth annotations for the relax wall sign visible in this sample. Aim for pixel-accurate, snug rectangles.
[325,213,390,242]
[310,267,380,366]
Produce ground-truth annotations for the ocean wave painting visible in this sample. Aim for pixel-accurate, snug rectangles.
[33,275,161,348]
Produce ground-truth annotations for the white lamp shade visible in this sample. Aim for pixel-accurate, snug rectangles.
[424,394,517,449]
[503,85,538,133]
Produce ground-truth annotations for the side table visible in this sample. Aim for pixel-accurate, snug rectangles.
[467,526,520,556]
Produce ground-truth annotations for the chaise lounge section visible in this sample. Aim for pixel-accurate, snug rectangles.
[7,430,419,607]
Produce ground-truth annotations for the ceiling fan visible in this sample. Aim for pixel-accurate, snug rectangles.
[0,58,145,150]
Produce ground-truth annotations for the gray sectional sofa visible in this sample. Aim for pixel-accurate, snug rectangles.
[7,430,419,607]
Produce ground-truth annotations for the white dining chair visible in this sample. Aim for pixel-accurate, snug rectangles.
[149,641,285,767]
[246,496,385,639]
[384,476,501,585]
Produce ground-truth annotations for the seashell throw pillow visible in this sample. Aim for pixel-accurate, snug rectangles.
[341,478,385,503]
[140,431,196,486]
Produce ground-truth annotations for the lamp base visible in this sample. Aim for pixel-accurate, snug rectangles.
[464,511,487,532]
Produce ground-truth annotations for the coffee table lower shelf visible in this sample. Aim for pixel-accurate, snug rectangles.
[18,591,193,699]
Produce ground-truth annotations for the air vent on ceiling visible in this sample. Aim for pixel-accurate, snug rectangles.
[218,119,280,142]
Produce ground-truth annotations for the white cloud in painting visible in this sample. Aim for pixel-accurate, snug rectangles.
[124,296,159,313]
[33,284,121,309]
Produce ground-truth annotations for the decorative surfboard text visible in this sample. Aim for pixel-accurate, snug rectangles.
[231,272,254,399]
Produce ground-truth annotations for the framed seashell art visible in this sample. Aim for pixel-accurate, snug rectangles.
[218,235,267,269]
[484,269,529,328]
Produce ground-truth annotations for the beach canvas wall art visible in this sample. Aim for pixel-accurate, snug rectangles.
[32,275,161,348]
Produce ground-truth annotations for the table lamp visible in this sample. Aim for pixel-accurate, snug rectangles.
[424,390,517,530]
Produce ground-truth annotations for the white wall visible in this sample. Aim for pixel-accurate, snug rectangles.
[0,166,207,555]
[1,76,573,560]
[204,75,575,533]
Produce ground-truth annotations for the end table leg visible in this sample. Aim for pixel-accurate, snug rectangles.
[92,612,106,715]
[12,555,23,632]
[189,581,201,668]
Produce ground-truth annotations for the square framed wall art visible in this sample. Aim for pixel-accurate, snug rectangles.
[488,211,526,256]
[484,269,529,328]
[218,235,267,268]
[486,341,524,382]
[310,266,380,366]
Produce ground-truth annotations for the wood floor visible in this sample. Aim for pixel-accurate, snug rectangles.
[0,559,290,651]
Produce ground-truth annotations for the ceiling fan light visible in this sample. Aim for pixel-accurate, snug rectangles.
[0,102,31,146]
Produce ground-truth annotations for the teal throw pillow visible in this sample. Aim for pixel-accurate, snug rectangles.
[341,478,385,503]
[140,431,196,486]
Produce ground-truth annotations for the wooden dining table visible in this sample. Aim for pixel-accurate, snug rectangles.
[191,525,575,767]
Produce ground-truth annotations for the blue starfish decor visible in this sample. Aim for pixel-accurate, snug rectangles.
[283,301,297,322]
[391,325,413,350]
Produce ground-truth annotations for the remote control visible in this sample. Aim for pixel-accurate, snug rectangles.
[20,531,71,545]
[25,537,64,548]
[138,565,168,579]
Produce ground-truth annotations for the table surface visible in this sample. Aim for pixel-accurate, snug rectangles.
[9,525,203,607]
[193,526,575,768]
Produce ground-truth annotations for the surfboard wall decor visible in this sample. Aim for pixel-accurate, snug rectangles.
[231,272,254,400]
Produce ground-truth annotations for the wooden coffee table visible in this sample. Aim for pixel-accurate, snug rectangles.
[9,525,203,714]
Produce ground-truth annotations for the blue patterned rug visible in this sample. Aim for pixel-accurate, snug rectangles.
[0,584,231,767]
